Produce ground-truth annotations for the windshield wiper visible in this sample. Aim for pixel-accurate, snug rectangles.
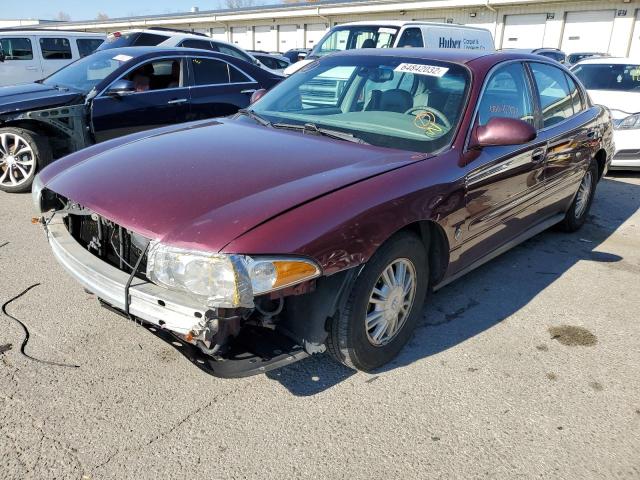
[272,122,369,145]
[237,108,272,127]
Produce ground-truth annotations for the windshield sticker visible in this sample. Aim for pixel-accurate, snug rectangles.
[379,27,398,34]
[394,63,449,77]
[112,54,133,62]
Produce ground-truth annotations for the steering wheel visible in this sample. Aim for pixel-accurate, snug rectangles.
[404,106,452,130]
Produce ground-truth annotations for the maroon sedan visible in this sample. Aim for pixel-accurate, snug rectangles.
[34,49,614,377]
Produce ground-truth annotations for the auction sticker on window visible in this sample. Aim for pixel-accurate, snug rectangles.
[394,63,449,77]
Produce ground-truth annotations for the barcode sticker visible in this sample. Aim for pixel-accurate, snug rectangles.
[394,63,449,77]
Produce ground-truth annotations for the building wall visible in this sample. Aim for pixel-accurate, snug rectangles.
[45,0,640,57]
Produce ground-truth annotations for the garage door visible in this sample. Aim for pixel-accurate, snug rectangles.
[254,25,277,52]
[561,10,615,54]
[210,27,226,41]
[279,24,302,50]
[627,10,640,57]
[306,23,327,49]
[502,14,546,49]
[231,27,250,49]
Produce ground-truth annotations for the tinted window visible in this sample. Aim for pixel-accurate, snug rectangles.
[0,38,33,60]
[97,32,139,50]
[564,74,584,114]
[191,57,229,85]
[133,33,169,47]
[180,39,214,50]
[215,43,253,64]
[125,59,182,92]
[39,38,72,60]
[397,28,424,48]
[230,65,251,83]
[256,55,276,69]
[76,38,104,57]
[572,63,640,92]
[478,62,534,126]
[530,63,573,127]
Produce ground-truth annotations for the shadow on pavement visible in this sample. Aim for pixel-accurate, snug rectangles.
[267,173,640,396]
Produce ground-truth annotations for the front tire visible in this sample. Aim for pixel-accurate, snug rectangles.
[0,127,51,193]
[559,160,598,232]
[326,232,428,371]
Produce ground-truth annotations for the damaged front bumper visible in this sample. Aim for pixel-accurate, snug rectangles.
[46,219,308,377]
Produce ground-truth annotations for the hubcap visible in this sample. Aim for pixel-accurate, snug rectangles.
[0,132,35,188]
[365,258,417,347]
[574,171,593,219]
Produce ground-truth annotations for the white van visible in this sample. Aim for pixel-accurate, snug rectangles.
[0,30,105,86]
[283,21,494,76]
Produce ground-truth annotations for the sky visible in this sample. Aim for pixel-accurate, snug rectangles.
[2,0,272,22]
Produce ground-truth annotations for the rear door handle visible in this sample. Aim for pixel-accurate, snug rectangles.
[531,147,547,163]
[241,89,257,95]
[167,98,188,105]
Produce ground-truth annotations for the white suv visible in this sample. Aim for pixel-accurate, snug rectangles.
[98,28,277,73]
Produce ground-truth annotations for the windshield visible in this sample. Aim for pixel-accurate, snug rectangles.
[311,26,398,58]
[572,63,640,92]
[42,50,133,92]
[251,56,469,153]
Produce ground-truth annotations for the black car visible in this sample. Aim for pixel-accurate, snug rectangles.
[566,52,609,66]
[0,47,281,192]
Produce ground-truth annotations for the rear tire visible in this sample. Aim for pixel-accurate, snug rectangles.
[0,127,51,193]
[326,232,428,371]
[558,160,598,232]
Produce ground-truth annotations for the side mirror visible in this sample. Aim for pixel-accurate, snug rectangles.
[469,117,537,149]
[106,79,136,97]
[250,89,267,104]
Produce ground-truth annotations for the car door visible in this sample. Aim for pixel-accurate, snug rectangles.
[0,36,42,86]
[187,56,259,121]
[527,61,595,213]
[91,56,191,143]
[460,61,549,266]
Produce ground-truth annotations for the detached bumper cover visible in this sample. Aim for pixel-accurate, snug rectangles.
[47,220,205,334]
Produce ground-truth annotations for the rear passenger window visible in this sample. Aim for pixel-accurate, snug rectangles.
[76,38,104,58]
[229,65,251,83]
[39,38,72,60]
[530,63,573,128]
[397,28,424,48]
[180,39,214,50]
[477,62,535,126]
[0,38,33,60]
[564,74,584,114]
[133,33,169,47]
[191,57,230,85]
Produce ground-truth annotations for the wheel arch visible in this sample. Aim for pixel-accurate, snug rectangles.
[593,148,607,180]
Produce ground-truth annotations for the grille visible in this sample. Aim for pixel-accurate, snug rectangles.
[66,213,149,280]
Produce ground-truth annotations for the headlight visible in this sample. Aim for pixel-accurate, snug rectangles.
[146,242,321,309]
[32,173,44,213]
[614,113,640,130]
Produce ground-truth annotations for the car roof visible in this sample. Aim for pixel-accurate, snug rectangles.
[0,30,104,37]
[94,46,242,58]
[576,56,640,65]
[338,20,490,31]
[328,48,536,66]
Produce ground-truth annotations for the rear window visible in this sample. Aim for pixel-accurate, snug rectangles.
[76,38,104,57]
[572,63,640,92]
[97,32,169,50]
[179,39,214,50]
[0,37,33,60]
[133,33,169,46]
[39,38,72,60]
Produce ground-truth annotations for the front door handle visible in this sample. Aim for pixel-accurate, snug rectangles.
[531,147,547,163]
[167,98,188,105]
[26,66,38,71]
[241,89,257,95]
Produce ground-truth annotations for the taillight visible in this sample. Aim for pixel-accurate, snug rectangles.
[112,31,121,38]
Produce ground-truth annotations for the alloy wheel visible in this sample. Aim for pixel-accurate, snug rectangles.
[0,132,36,189]
[574,170,593,219]
[365,258,417,347]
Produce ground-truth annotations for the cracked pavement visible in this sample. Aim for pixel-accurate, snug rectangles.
[1,173,639,479]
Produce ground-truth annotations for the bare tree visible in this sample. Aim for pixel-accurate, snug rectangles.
[95,12,109,21]
[224,0,255,9]
[56,11,71,22]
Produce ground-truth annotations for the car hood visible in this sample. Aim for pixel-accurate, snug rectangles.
[41,119,422,252]
[587,89,640,117]
[0,82,84,116]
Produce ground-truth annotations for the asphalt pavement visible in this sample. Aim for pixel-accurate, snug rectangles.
[1,173,639,479]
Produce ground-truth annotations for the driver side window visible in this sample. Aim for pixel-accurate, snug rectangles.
[477,62,535,127]
[124,58,183,93]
